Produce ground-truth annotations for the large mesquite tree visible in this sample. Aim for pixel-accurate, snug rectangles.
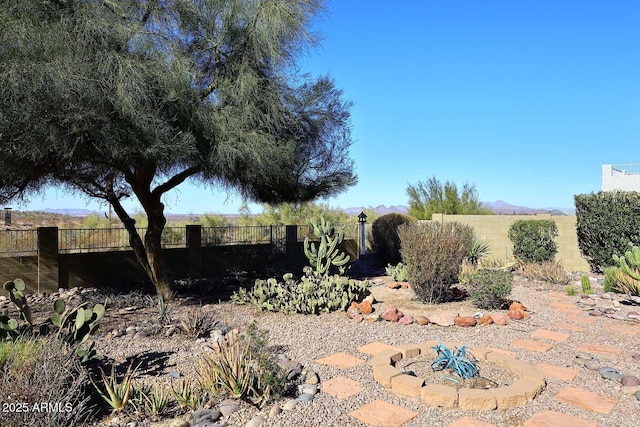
[0,0,356,298]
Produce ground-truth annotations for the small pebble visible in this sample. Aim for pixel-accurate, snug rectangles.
[245,415,267,427]
[268,405,282,418]
[296,393,314,402]
[282,399,298,411]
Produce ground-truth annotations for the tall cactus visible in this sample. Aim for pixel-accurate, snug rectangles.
[613,244,640,280]
[3,278,31,326]
[303,216,350,276]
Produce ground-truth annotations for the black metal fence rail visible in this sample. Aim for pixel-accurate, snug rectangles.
[0,223,360,255]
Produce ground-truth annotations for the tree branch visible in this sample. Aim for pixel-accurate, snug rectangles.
[152,166,201,197]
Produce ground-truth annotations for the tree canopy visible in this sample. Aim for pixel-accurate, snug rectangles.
[0,0,356,297]
[406,177,492,220]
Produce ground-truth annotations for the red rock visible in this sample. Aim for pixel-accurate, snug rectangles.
[347,305,361,319]
[353,314,364,323]
[415,315,430,326]
[509,301,527,312]
[398,314,414,325]
[477,315,494,326]
[491,313,510,325]
[508,310,525,320]
[454,316,477,327]
[387,282,402,289]
[400,282,410,289]
[357,300,374,315]
[381,305,401,322]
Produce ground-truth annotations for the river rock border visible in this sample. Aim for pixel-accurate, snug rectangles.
[371,340,546,410]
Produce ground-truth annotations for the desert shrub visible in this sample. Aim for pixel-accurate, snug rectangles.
[0,335,96,426]
[398,221,474,303]
[516,261,570,285]
[508,219,558,263]
[575,191,640,272]
[180,307,223,338]
[466,269,513,309]
[371,213,414,265]
[385,262,408,282]
[198,321,286,408]
[231,270,369,314]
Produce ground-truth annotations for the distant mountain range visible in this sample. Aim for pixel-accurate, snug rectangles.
[40,201,575,217]
[344,201,575,216]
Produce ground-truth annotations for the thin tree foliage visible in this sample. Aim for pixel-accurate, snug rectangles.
[0,0,356,297]
[406,176,492,220]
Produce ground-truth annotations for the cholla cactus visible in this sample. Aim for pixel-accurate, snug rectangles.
[613,244,640,281]
[303,216,350,277]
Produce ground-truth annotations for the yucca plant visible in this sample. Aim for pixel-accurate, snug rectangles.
[90,362,138,415]
[431,341,479,380]
[205,337,254,399]
[468,237,491,265]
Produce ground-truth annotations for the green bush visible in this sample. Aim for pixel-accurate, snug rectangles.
[466,269,513,309]
[508,219,558,263]
[398,221,474,303]
[575,191,640,272]
[371,213,414,265]
[231,270,369,314]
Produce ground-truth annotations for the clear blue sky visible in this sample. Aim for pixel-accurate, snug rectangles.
[17,0,640,215]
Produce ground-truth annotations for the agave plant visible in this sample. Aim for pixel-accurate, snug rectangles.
[430,341,479,380]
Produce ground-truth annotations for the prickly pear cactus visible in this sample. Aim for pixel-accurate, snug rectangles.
[303,216,350,276]
[3,278,31,326]
[0,308,19,339]
[613,244,640,281]
[52,299,106,345]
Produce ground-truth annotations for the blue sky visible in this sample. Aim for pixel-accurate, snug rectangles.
[18,0,640,215]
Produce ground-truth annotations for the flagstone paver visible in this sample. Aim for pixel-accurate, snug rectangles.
[315,352,365,369]
[534,363,580,381]
[511,339,554,352]
[576,343,623,359]
[531,329,570,342]
[358,342,398,355]
[604,323,639,336]
[554,386,618,414]
[553,322,587,332]
[321,376,363,399]
[566,314,597,324]
[350,400,418,427]
[523,410,600,427]
[551,302,582,314]
[448,416,496,427]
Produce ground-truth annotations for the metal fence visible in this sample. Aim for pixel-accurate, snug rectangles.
[0,229,37,255]
[0,223,359,256]
[201,225,280,246]
[612,163,640,175]
[297,223,358,241]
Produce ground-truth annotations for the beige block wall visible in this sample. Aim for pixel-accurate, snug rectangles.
[431,213,590,273]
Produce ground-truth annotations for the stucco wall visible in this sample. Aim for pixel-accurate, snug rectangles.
[431,213,590,272]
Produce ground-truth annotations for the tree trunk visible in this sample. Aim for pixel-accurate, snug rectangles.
[108,177,173,300]
[143,198,172,300]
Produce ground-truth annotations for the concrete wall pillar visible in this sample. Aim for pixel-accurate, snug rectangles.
[37,227,59,294]
[186,225,202,278]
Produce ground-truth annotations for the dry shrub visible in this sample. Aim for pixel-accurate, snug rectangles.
[398,221,474,303]
[0,335,95,426]
[517,261,570,285]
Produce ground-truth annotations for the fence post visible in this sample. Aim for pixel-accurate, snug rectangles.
[285,225,297,260]
[37,227,59,294]
[186,225,202,278]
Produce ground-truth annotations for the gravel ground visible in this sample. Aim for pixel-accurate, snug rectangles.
[85,276,640,427]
